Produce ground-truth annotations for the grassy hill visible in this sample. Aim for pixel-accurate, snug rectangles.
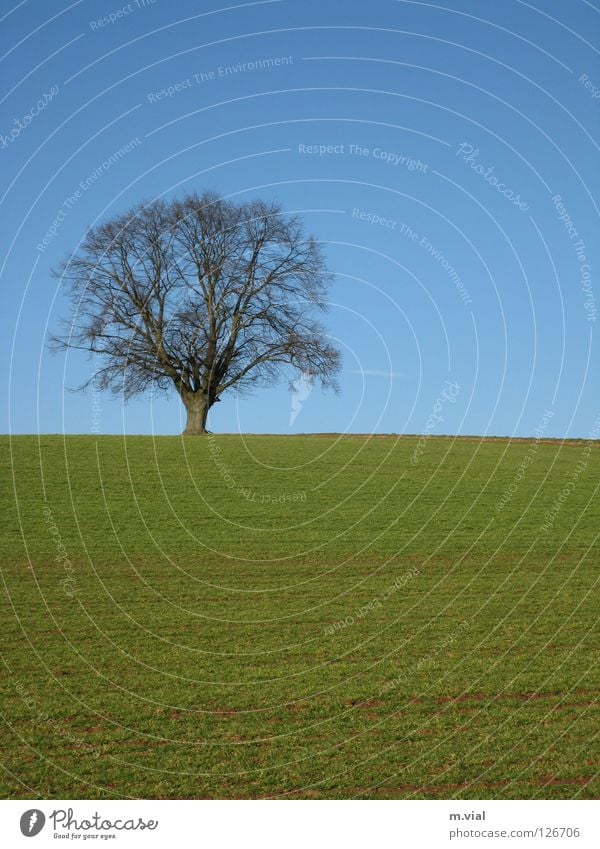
[1,434,598,798]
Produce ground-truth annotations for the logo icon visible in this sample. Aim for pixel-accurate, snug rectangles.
[20,809,45,837]
[289,371,314,426]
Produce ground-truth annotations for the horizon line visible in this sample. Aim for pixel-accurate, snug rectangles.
[2,432,599,445]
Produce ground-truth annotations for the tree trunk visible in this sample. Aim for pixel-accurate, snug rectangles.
[182,393,210,435]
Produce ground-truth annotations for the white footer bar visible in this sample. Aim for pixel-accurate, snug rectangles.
[0,799,598,848]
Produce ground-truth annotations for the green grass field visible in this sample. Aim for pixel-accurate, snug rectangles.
[1,434,598,799]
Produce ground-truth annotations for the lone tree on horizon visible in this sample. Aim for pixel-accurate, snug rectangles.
[52,191,341,434]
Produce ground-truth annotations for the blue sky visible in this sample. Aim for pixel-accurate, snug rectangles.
[1,0,598,437]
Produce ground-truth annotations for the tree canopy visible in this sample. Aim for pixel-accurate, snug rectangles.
[52,191,341,433]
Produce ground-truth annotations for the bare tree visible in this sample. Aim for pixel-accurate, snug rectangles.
[51,191,341,434]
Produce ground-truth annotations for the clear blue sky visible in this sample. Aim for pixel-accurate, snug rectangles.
[1,0,598,437]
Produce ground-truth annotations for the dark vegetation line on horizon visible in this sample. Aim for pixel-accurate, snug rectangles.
[3,432,599,446]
